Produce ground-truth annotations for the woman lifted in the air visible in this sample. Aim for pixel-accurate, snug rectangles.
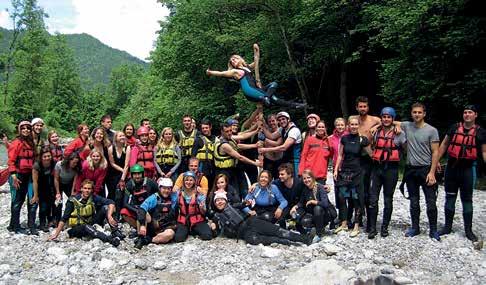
[206,43,305,109]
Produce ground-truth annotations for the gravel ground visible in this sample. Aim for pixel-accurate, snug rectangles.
[0,173,485,285]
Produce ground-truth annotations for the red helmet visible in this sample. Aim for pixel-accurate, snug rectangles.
[137,126,149,136]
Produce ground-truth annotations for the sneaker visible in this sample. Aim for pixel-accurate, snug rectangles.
[405,228,420,237]
[134,237,147,249]
[28,228,39,236]
[380,227,389,238]
[429,231,441,241]
[350,228,360,238]
[39,224,50,233]
[111,229,126,240]
[14,228,29,235]
[311,235,322,244]
[128,229,138,239]
[438,226,452,236]
[333,225,348,234]
[262,96,271,107]
[110,237,121,247]
[368,230,377,240]
[465,231,478,242]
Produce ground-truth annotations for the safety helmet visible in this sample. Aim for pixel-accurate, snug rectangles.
[137,126,149,136]
[183,171,197,180]
[158,177,173,188]
[31,117,44,126]
[276,111,290,120]
[226,119,238,126]
[306,113,320,121]
[380,107,396,119]
[18,121,32,132]
[213,190,228,201]
[130,164,145,173]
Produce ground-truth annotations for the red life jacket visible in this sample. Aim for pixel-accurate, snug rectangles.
[50,144,63,162]
[447,123,477,160]
[16,140,35,172]
[137,144,155,170]
[176,192,205,227]
[372,127,400,162]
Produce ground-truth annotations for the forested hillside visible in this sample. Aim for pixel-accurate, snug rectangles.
[0,27,148,89]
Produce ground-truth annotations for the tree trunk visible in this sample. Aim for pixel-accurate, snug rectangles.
[274,11,309,113]
[339,65,349,118]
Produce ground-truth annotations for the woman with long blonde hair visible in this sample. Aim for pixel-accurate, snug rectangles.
[206,43,305,109]
[154,127,181,180]
[74,150,108,197]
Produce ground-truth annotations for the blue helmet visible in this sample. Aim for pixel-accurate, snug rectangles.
[183,171,197,180]
[380,107,396,119]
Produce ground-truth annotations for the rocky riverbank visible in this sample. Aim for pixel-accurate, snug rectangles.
[0,178,484,284]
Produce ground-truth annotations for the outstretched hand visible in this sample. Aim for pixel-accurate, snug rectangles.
[206,68,212,76]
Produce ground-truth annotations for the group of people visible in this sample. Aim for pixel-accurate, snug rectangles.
[3,96,485,249]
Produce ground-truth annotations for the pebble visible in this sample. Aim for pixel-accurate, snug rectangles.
[133,259,148,270]
[322,244,341,256]
[152,261,167,271]
[99,258,115,270]
[260,246,281,258]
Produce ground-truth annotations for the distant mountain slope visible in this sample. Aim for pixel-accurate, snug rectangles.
[0,27,148,89]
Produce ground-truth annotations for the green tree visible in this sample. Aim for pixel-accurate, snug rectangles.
[106,64,144,118]
[44,34,82,131]
[7,0,50,122]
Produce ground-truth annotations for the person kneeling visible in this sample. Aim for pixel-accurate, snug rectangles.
[49,180,123,246]
[289,169,336,243]
[210,191,313,246]
[134,178,178,249]
[174,171,212,242]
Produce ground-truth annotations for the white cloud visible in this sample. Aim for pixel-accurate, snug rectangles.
[67,0,169,60]
[0,9,13,30]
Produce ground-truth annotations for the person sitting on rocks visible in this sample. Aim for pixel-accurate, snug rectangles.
[243,170,288,225]
[290,169,335,243]
[209,191,313,246]
[49,179,124,246]
[134,178,178,249]
[121,164,158,237]
[174,171,212,242]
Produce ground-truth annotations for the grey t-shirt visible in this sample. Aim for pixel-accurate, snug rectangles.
[54,161,77,185]
[401,121,440,166]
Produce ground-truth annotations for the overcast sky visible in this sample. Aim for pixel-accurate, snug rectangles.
[0,0,169,60]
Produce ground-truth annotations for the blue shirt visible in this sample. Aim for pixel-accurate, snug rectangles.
[140,192,177,213]
[244,184,288,213]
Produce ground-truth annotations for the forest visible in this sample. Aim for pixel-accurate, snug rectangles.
[0,0,485,136]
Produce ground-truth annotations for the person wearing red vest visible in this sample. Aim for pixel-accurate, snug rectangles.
[174,171,212,242]
[437,105,486,242]
[130,126,157,179]
[7,121,38,234]
[64,124,90,160]
[367,107,406,239]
